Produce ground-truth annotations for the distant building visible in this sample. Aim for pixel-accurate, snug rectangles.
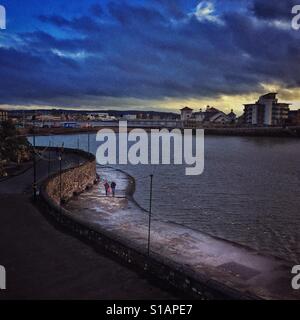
[136,113,151,120]
[180,107,193,121]
[227,109,237,123]
[86,113,97,121]
[244,93,290,126]
[121,114,137,120]
[87,113,112,121]
[287,110,300,126]
[193,109,206,122]
[0,110,8,123]
[63,122,80,129]
[184,106,236,124]
[97,113,111,120]
[36,114,62,122]
[203,106,231,124]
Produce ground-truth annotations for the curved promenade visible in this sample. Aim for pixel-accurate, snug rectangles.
[40,151,300,300]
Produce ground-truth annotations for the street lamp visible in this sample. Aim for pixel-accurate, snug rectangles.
[147,174,154,256]
[32,115,37,202]
[77,137,80,166]
[48,141,51,177]
[59,143,64,208]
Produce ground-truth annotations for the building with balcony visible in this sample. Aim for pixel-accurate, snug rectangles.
[181,106,236,125]
[244,93,290,126]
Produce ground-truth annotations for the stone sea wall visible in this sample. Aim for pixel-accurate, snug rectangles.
[22,125,300,138]
[39,147,97,204]
[39,148,257,300]
[204,126,300,137]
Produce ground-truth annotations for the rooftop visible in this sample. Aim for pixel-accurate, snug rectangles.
[260,92,278,100]
[180,107,193,111]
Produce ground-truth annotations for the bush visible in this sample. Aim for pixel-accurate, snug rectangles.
[0,120,31,166]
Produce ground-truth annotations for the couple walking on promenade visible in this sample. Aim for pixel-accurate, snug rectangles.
[104,180,117,197]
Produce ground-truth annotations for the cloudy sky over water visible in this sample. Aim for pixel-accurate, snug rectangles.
[1,0,300,113]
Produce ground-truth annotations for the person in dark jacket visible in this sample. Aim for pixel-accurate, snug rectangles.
[111,181,116,197]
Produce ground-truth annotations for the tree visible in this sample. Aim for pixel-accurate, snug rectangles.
[0,120,31,168]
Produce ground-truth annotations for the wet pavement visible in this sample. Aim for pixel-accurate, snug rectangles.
[0,153,175,299]
[65,166,300,300]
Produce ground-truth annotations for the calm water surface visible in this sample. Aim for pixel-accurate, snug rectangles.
[32,134,300,263]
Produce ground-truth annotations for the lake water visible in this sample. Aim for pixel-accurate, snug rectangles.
[31,133,300,263]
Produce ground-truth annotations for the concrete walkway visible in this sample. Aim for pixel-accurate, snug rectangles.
[0,152,175,299]
[65,167,300,300]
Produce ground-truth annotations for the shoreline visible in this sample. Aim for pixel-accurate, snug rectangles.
[21,125,300,138]
[102,165,296,266]
[54,160,299,300]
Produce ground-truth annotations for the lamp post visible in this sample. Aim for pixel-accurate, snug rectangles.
[59,143,64,207]
[147,174,153,256]
[77,137,80,166]
[32,115,37,202]
[48,141,51,177]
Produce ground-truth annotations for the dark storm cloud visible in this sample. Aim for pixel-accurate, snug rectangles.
[38,15,70,27]
[107,1,167,26]
[21,31,88,52]
[151,0,188,19]
[1,0,300,107]
[38,14,101,33]
[89,4,103,17]
[252,0,298,22]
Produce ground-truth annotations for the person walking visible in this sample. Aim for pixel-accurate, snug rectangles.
[104,181,110,196]
[111,181,116,197]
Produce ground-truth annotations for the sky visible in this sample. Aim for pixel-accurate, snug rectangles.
[1,0,300,114]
